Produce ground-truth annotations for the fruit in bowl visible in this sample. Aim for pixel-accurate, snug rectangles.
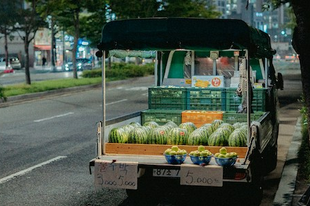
[214,147,238,166]
[189,145,213,165]
[164,146,187,164]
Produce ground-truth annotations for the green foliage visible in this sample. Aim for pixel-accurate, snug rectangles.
[0,0,20,31]
[157,0,221,18]
[298,95,310,181]
[110,0,221,19]
[81,63,155,79]
[0,87,7,102]
[298,109,310,181]
[110,0,161,19]
[3,78,102,97]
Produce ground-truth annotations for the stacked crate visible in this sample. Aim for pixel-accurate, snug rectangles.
[222,111,265,124]
[225,88,267,112]
[142,87,186,125]
[148,87,187,110]
[187,88,226,111]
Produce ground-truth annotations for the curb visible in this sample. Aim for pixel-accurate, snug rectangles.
[273,117,302,205]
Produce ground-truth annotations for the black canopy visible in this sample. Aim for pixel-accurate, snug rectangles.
[97,18,275,58]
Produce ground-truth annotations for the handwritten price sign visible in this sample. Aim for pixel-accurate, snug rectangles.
[180,165,223,187]
[94,160,138,190]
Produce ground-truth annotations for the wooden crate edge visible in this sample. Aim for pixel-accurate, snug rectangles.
[105,143,248,158]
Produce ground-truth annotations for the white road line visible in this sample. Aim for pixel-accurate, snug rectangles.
[106,99,127,106]
[34,112,74,122]
[0,156,67,184]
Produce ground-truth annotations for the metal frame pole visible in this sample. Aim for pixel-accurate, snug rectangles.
[100,51,106,155]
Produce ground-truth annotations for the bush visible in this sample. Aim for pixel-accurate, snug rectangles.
[81,69,102,78]
[298,97,310,180]
[0,87,7,102]
[81,62,154,79]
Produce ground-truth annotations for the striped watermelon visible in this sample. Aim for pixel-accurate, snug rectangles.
[128,127,148,144]
[211,119,224,131]
[187,129,203,145]
[219,123,235,133]
[130,122,141,127]
[149,126,169,144]
[200,123,215,134]
[228,129,247,147]
[164,121,178,130]
[208,128,229,146]
[143,121,159,128]
[199,126,213,145]
[179,122,197,133]
[239,125,248,135]
[109,127,127,143]
[233,122,244,129]
[167,128,189,145]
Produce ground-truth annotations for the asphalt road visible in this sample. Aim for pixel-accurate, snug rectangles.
[0,62,303,206]
[0,76,151,206]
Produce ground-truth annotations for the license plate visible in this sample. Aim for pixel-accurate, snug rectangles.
[153,169,180,177]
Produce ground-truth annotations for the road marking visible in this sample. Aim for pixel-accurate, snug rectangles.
[34,112,74,122]
[106,99,127,106]
[0,156,67,184]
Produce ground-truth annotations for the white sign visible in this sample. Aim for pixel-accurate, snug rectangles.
[94,160,138,190]
[192,75,224,88]
[180,164,223,187]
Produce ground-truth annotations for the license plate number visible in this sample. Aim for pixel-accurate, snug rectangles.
[153,169,180,177]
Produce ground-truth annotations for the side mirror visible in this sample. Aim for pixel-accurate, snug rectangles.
[276,72,284,90]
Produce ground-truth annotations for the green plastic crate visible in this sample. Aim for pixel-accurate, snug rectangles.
[141,109,182,125]
[148,87,187,110]
[187,88,226,111]
[223,112,265,124]
[226,88,267,112]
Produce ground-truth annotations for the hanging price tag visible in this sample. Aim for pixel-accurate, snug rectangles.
[94,160,138,190]
[180,164,223,187]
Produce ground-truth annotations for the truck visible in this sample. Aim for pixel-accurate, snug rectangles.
[89,18,283,205]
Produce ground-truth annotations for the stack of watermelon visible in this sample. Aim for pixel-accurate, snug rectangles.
[108,120,248,147]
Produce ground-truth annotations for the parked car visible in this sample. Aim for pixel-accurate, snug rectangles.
[64,58,92,71]
[0,58,14,73]
[9,57,22,70]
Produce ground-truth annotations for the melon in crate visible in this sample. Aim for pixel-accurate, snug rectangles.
[179,122,197,133]
[109,127,126,143]
[149,126,169,144]
[208,127,232,146]
[164,120,178,130]
[219,123,235,133]
[167,127,189,145]
[210,119,224,131]
[228,129,247,147]
[143,121,159,128]
[129,127,148,144]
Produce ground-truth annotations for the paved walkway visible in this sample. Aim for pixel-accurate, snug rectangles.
[272,102,303,205]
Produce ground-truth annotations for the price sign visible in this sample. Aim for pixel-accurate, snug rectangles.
[94,160,138,190]
[180,165,223,187]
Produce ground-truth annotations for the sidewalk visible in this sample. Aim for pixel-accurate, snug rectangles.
[272,101,303,205]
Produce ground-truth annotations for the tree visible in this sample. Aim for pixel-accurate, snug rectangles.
[35,0,108,79]
[109,0,161,19]
[0,0,20,69]
[266,0,310,144]
[110,0,221,19]
[15,0,46,84]
[157,0,221,18]
[79,1,108,48]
